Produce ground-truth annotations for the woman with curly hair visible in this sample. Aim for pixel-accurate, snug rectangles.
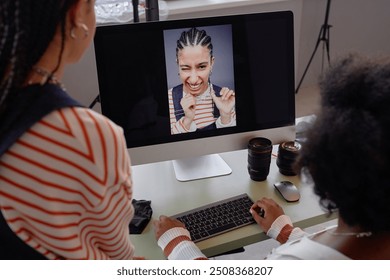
[154,54,390,259]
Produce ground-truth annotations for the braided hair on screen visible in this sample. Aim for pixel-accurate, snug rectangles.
[175,27,213,62]
[0,0,79,116]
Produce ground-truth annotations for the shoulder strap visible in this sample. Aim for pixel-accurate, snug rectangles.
[0,84,82,157]
[0,84,82,260]
[212,84,222,97]
[172,84,184,121]
[212,84,222,118]
[0,210,48,260]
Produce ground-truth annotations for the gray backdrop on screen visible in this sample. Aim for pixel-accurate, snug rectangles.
[164,24,235,91]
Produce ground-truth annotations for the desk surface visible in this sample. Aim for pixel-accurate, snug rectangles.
[130,147,334,259]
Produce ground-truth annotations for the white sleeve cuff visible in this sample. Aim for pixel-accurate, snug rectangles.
[157,227,191,250]
[175,118,197,133]
[157,227,206,260]
[266,214,292,239]
[168,240,205,260]
[187,120,197,132]
[216,115,236,128]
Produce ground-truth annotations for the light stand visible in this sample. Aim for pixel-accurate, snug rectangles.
[89,0,159,109]
[295,0,332,94]
[145,0,159,21]
[132,0,139,23]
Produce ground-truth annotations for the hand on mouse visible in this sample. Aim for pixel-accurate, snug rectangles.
[250,197,285,233]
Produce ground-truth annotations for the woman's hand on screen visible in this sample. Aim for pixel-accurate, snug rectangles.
[212,87,235,119]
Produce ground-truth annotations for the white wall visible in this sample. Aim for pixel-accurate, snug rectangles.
[298,0,390,89]
[63,0,390,107]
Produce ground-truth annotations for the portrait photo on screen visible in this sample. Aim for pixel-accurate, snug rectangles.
[94,11,295,152]
[163,25,237,135]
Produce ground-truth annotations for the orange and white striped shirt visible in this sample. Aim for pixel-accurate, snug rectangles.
[0,107,135,259]
[169,85,236,134]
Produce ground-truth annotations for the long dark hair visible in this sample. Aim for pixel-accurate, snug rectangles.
[0,0,78,115]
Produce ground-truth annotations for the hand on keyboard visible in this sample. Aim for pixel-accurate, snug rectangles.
[250,197,285,233]
[153,215,186,240]
[171,194,256,242]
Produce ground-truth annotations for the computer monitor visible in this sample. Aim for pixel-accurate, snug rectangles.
[94,11,295,181]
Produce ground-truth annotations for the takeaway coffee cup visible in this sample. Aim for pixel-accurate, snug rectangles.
[247,137,273,181]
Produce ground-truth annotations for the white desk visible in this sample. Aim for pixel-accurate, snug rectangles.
[130,148,335,259]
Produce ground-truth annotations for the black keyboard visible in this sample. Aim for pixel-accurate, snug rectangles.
[172,193,256,243]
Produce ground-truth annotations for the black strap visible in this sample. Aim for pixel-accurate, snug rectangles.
[172,84,185,121]
[0,84,82,260]
[0,209,48,260]
[0,84,81,156]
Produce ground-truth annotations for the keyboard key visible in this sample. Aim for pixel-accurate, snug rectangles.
[172,194,256,242]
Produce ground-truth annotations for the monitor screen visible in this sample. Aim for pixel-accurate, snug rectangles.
[94,11,295,181]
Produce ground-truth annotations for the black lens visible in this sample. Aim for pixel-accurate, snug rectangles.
[247,137,272,181]
[276,141,301,176]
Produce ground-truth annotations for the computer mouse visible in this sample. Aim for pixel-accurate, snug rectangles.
[274,181,300,202]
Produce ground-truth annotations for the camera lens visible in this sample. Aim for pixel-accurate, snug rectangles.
[248,154,271,169]
[247,165,270,181]
[247,137,272,181]
[276,141,301,176]
[248,137,272,152]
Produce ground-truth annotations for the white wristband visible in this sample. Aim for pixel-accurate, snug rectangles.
[266,214,293,239]
[157,227,191,250]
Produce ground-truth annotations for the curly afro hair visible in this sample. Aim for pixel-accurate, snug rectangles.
[295,53,390,233]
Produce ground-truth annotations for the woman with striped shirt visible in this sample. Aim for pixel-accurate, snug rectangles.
[169,27,236,134]
[0,0,138,259]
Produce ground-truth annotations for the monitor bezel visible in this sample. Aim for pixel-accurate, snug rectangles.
[94,11,296,165]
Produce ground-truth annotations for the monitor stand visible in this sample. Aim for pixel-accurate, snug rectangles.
[172,154,232,182]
